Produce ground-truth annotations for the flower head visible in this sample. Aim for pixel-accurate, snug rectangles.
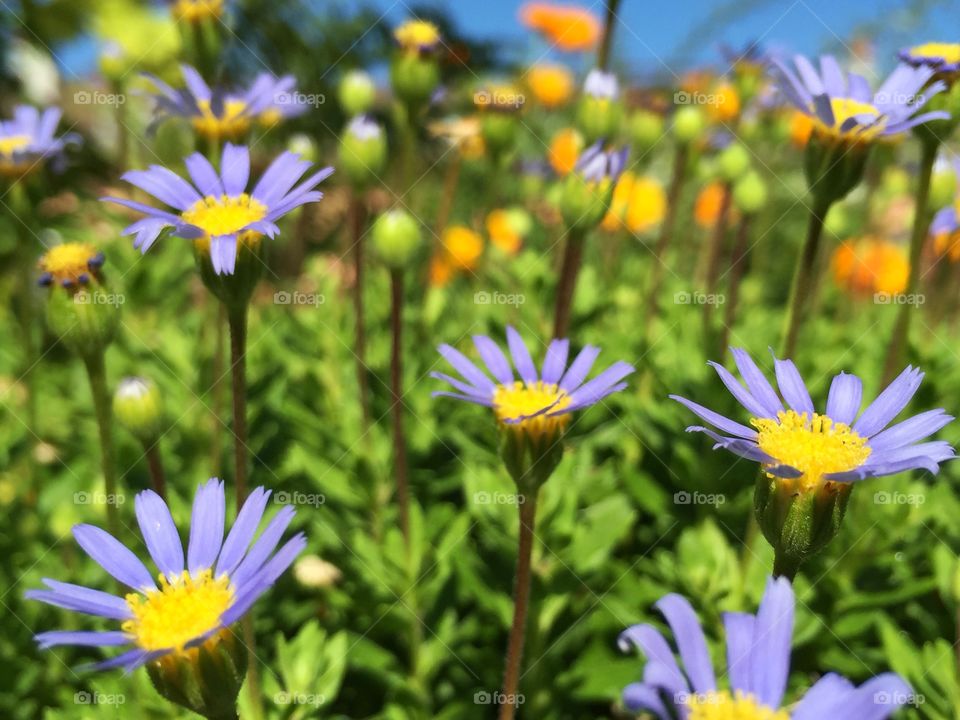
[37,243,105,289]
[394,19,441,53]
[899,42,960,76]
[574,141,628,184]
[548,127,584,176]
[671,348,954,491]
[527,64,575,108]
[831,237,909,296]
[583,69,619,101]
[0,105,77,178]
[103,143,332,274]
[433,326,633,441]
[619,577,911,719]
[144,65,306,142]
[171,0,224,23]
[772,55,948,144]
[519,2,600,52]
[441,225,483,271]
[27,479,306,671]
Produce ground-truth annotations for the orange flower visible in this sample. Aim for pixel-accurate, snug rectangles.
[486,210,524,254]
[789,111,813,148]
[548,127,583,176]
[705,82,740,123]
[429,254,454,287]
[934,231,960,262]
[832,237,909,296]
[601,172,635,232]
[519,2,600,52]
[625,176,666,233]
[694,182,728,230]
[527,64,575,108]
[442,225,484,270]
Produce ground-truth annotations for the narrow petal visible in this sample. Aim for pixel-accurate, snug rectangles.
[792,673,856,719]
[563,361,634,410]
[216,487,271,577]
[772,356,814,415]
[228,505,296,588]
[437,344,496,393]
[472,335,514,385]
[184,153,224,197]
[559,345,601,391]
[656,594,716,694]
[26,580,132,620]
[73,524,156,591]
[135,489,185,578]
[670,395,757,439]
[723,612,756,697]
[209,235,238,275]
[541,339,570,385]
[854,367,924,437]
[36,630,130,650]
[220,143,250,195]
[825,372,863,425]
[751,576,794,708]
[506,326,538,385]
[731,348,783,416]
[187,479,226,575]
[708,361,771,418]
[622,683,670,717]
[868,409,954,452]
[221,532,306,625]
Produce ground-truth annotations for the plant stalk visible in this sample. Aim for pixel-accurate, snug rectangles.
[390,269,410,544]
[553,230,585,339]
[780,195,832,358]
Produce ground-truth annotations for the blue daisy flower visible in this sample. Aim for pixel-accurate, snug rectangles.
[575,141,629,184]
[102,142,332,274]
[771,54,948,142]
[144,64,307,141]
[432,325,634,438]
[0,105,78,177]
[619,576,912,718]
[671,348,955,488]
[899,42,960,76]
[27,479,305,671]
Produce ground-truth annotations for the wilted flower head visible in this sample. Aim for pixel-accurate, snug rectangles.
[583,69,619,101]
[144,65,306,142]
[619,577,911,719]
[103,143,333,275]
[0,105,78,178]
[771,55,948,143]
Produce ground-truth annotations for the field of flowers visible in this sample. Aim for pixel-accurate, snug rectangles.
[4,1,960,718]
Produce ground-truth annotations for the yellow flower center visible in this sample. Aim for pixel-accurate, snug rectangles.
[38,243,100,285]
[123,570,233,652]
[910,42,960,64]
[0,134,31,157]
[182,193,267,237]
[191,98,250,141]
[493,381,571,438]
[752,410,871,491]
[172,0,224,23]
[394,20,440,51]
[814,97,886,142]
[0,134,34,177]
[687,691,789,720]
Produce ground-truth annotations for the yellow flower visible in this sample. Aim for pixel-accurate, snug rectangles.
[429,254,454,287]
[441,225,484,270]
[526,64,574,108]
[394,19,441,53]
[600,171,635,232]
[171,0,224,23]
[548,127,583,176]
[831,236,909,296]
[706,81,741,123]
[625,176,666,233]
[486,209,524,254]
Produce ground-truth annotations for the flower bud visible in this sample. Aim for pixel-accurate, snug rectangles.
[629,110,664,154]
[38,244,119,359]
[371,209,423,269]
[339,115,387,189]
[113,377,164,444]
[804,132,869,205]
[561,143,628,231]
[499,424,565,492]
[147,629,247,720]
[390,21,441,110]
[576,69,623,143]
[718,142,750,181]
[286,133,317,164]
[732,170,768,214]
[338,70,377,116]
[672,106,707,144]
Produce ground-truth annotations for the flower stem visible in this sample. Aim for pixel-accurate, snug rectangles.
[499,494,537,720]
[211,302,226,476]
[144,442,167,500]
[780,195,832,358]
[227,304,249,505]
[772,549,800,582]
[83,351,119,538]
[719,212,753,353]
[882,138,937,384]
[390,269,410,544]
[701,181,733,341]
[349,193,371,430]
[596,0,622,70]
[553,229,585,339]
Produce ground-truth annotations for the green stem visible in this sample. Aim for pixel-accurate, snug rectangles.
[390,269,410,545]
[882,138,937,384]
[227,304,249,505]
[780,195,833,358]
[720,213,753,353]
[350,194,371,430]
[772,549,800,582]
[553,228,585,339]
[144,442,167,500]
[83,351,119,538]
[498,494,538,720]
[596,0,622,70]
[701,181,733,341]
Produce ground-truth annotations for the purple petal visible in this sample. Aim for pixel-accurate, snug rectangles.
[187,479,225,575]
[216,487,271,577]
[825,372,863,426]
[209,235,238,275]
[559,345,600,392]
[772,355,814,415]
[228,505,296,588]
[751,576,794,708]
[438,344,496,394]
[563,361,635,410]
[184,153,225,197]
[670,395,757,439]
[221,532,306,625]
[723,611,756,697]
[506,326,538,385]
[731,348,784,416]
[221,143,250,195]
[708,360,772,418]
[854,367,924,437]
[868,409,954,452]
[472,335,514,385]
[541,339,570,386]
[26,580,132,620]
[656,594,716,694]
[73,524,156,591]
[135,489,184,578]
[36,630,130,650]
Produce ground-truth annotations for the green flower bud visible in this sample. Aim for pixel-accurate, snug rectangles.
[672,106,707,144]
[480,113,520,158]
[576,70,622,143]
[499,425,565,493]
[339,115,387,189]
[194,233,265,311]
[286,133,317,164]
[38,244,119,359]
[113,377,164,444]
[804,133,870,205]
[718,142,751,182]
[733,170,768,214]
[371,209,423,268]
[147,629,247,720]
[930,157,958,209]
[629,110,665,153]
[560,173,613,230]
[338,70,377,116]
[390,53,440,110]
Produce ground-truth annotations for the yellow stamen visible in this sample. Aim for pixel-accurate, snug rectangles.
[910,42,960,65]
[752,410,871,491]
[813,97,886,142]
[191,99,250,141]
[172,0,224,23]
[687,690,789,720]
[0,134,30,156]
[38,243,100,285]
[394,20,440,52]
[493,381,571,439]
[123,570,233,653]
[0,134,34,178]
[182,193,267,237]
